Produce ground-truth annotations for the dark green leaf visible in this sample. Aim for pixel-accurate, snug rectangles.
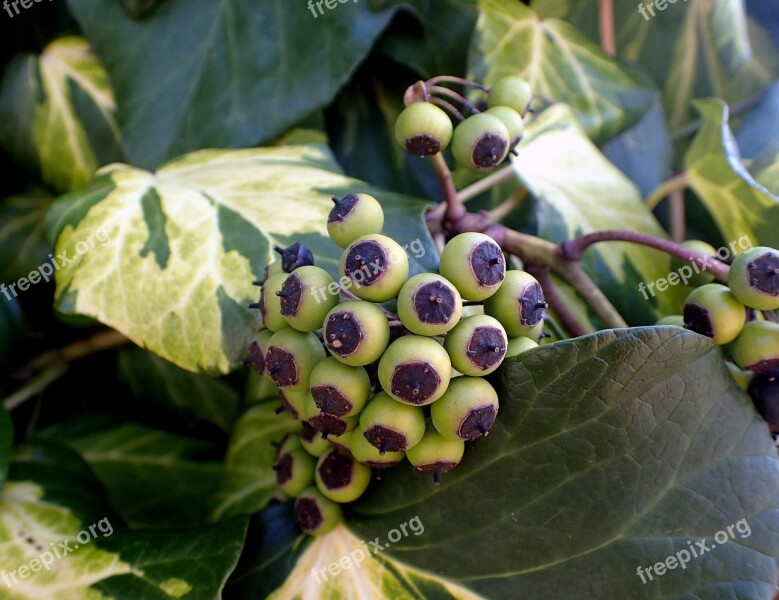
[0,186,53,285]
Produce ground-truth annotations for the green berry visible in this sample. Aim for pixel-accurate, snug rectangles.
[327,430,352,453]
[349,428,405,470]
[293,487,343,536]
[397,273,463,336]
[358,392,426,453]
[395,102,453,157]
[302,393,359,438]
[730,320,779,373]
[379,335,452,406]
[670,240,717,287]
[245,329,274,376]
[323,300,390,366]
[451,113,510,170]
[513,319,545,343]
[327,194,385,248]
[258,273,288,332]
[725,361,753,390]
[485,106,524,147]
[274,242,315,273]
[278,266,338,332]
[406,425,465,484]
[265,327,326,392]
[315,448,372,503]
[262,261,284,280]
[728,246,779,310]
[279,389,307,419]
[339,234,409,302]
[655,315,685,327]
[505,336,538,358]
[484,270,547,337]
[683,284,745,345]
[431,376,499,441]
[310,358,371,417]
[444,315,507,376]
[275,433,302,458]
[488,76,533,116]
[276,448,315,498]
[300,422,331,457]
[439,232,506,301]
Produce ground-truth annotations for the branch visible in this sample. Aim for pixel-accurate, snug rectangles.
[430,152,466,222]
[558,262,628,328]
[528,267,588,337]
[645,172,688,210]
[488,188,527,222]
[598,0,616,55]
[669,187,685,243]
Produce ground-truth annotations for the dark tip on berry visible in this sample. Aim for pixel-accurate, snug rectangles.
[294,497,324,532]
[458,405,497,440]
[748,370,779,431]
[265,347,299,387]
[519,282,546,326]
[413,281,457,324]
[344,241,387,287]
[325,312,362,357]
[245,341,266,375]
[275,454,293,485]
[405,135,441,157]
[364,425,408,453]
[278,274,303,316]
[471,133,507,169]
[275,242,315,272]
[309,413,349,437]
[470,241,505,289]
[748,253,779,298]
[391,361,441,404]
[278,391,299,418]
[415,461,458,476]
[300,422,318,443]
[311,385,353,416]
[328,194,359,223]
[683,303,715,338]
[466,326,506,371]
[248,302,261,310]
[252,280,263,287]
[317,451,355,490]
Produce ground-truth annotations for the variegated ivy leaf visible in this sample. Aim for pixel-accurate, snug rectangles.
[0,37,122,193]
[44,143,438,375]
[468,0,656,143]
[685,98,779,249]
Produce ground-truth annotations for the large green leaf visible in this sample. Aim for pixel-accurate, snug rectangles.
[117,347,239,430]
[315,327,779,599]
[684,98,779,249]
[0,186,53,285]
[736,79,779,160]
[66,0,407,168]
[213,402,299,521]
[0,37,122,193]
[44,143,438,375]
[514,104,685,324]
[468,0,656,143]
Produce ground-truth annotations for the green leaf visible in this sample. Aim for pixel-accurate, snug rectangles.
[736,80,779,160]
[343,327,779,598]
[44,144,437,375]
[0,295,24,370]
[0,409,11,492]
[750,148,779,196]
[117,347,239,430]
[514,104,685,324]
[684,98,779,249]
[0,37,122,193]
[67,0,404,168]
[0,186,53,285]
[468,0,656,142]
[212,402,299,520]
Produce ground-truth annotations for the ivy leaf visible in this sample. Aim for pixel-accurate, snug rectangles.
[469,0,656,143]
[684,98,779,249]
[0,37,122,192]
[44,144,438,375]
[0,295,24,370]
[0,186,53,285]
[736,79,779,160]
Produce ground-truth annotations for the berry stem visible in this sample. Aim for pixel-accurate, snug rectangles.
[430,152,467,223]
[425,75,489,92]
[488,188,527,222]
[429,86,481,115]
[598,0,616,55]
[669,187,686,243]
[528,267,588,337]
[430,97,465,122]
[457,166,517,203]
[645,172,688,210]
[763,311,779,324]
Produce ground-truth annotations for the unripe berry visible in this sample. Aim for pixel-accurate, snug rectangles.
[327,430,352,453]
[274,242,315,273]
[309,358,371,417]
[349,428,405,470]
[431,376,499,441]
[439,232,506,301]
[451,113,510,170]
[397,273,463,336]
[670,240,717,287]
[682,284,745,345]
[262,261,283,281]
[505,335,538,358]
[294,487,342,536]
[315,448,372,503]
[327,194,385,248]
[655,315,685,327]
[444,315,507,376]
[747,370,779,431]
[278,266,338,332]
[323,301,390,366]
[379,336,452,406]
[485,106,524,147]
[726,361,752,390]
[265,328,326,392]
[279,389,307,419]
[513,319,545,343]
[339,234,409,302]
[488,76,533,116]
[275,448,315,498]
[484,270,547,336]
[358,392,426,453]
[300,422,331,457]
[275,433,302,458]
[245,329,273,376]
[406,425,465,484]
[728,246,779,310]
[302,393,359,438]
[730,320,779,373]
[258,273,288,332]
[395,101,453,157]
